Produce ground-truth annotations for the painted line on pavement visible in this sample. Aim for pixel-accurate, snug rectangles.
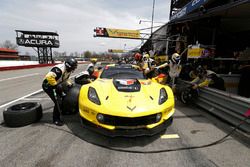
[161,134,180,139]
[0,73,40,82]
[22,98,51,101]
[0,89,43,109]
[0,74,78,109]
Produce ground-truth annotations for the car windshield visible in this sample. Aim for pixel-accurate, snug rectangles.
[100,66,146,79]
[96,62,111,70]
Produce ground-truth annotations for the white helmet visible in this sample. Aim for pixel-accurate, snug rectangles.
[171,53,181,64]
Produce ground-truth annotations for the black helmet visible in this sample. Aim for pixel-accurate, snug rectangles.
[87,65,94,75]
[196,65,206,78]
[65,57,78,72]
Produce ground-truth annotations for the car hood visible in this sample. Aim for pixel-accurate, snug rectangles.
[87,78,173,117]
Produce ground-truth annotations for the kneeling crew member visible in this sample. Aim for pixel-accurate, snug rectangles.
[191,66,225,91]
[42,58,78,126]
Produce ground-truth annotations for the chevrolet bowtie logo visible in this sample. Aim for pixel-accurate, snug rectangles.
[127,106,136,111]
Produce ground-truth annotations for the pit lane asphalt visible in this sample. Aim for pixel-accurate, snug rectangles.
[0,66,249,167]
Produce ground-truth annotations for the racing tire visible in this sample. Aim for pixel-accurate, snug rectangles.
[61,85,81,115]
[180,89,191,104]
[3,102,43,127]
[180,87,198,104]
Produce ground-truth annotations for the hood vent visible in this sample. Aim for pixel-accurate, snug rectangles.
[113,79,141,92]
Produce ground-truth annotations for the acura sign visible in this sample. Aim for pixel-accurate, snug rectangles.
[17,38,60,48]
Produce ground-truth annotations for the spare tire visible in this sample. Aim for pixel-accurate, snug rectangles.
[3,102,43,127]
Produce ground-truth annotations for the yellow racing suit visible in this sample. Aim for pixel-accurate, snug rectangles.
[42,63,72,122]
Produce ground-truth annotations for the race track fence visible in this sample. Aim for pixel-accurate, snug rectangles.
[195,87,250,133]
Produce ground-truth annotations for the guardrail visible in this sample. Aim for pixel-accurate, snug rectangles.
[195,87,250,133]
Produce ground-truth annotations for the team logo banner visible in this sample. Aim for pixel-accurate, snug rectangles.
[187,48,205,58]
[108,49,124,53]
[94,27,140,39]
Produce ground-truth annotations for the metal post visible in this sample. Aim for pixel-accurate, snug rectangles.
[50,47,52,63]
[151,0,156,36]
[166,37,170,55]
[212,27,216,45]
[45,48,48,64]
[43,48,46,64]
[37,47,40,64]
[169,0,173,20]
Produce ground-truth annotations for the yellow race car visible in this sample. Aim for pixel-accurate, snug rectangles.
[78,64,175,137]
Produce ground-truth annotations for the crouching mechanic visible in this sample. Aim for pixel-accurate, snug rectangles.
[87,58,97,71]
[191,66,225,91]
[42,58,78,126]
[75,63,97,85]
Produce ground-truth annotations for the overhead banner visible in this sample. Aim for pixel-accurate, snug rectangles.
[94,27,141,39]
[108,49,124,53]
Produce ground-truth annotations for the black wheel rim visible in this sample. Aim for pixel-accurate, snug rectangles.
[181,89,192,104]
[11,102,36,111]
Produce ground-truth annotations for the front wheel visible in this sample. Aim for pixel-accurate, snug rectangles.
[61,85,81,115]
[179,87,198,104]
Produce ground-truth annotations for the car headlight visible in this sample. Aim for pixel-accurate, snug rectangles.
[158,88,168,105]
[88,87,101,105]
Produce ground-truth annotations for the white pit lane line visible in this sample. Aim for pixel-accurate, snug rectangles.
[22,98,51,101]
[0,89,43,109]
[0,74,78,109]
[0,73,40,82]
